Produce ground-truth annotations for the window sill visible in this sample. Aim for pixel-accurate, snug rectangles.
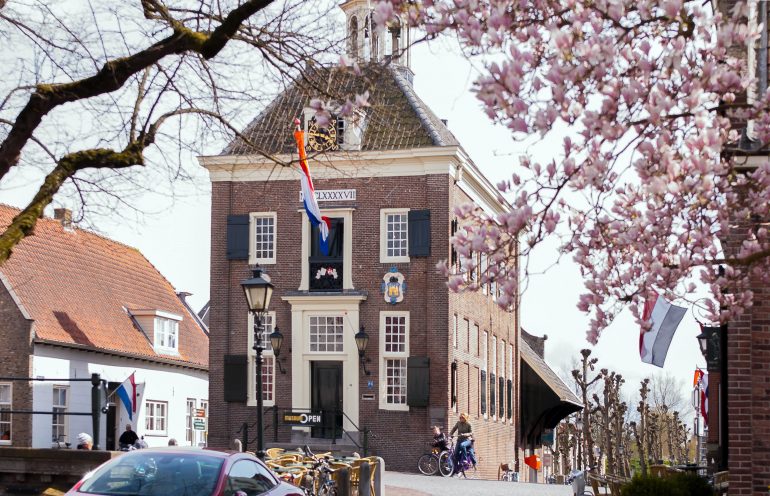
[154,347,180,356]
[247,400,275,407]
[380,256,410,264]
[0,441,11,446]
[379,403,409,412]
[249,258,276,265]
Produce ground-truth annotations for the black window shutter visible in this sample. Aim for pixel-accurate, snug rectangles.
[408,210,431,257]
[506,379,513,419]
[227,215,250,260]
[224,354,249,402]
[480,370,487,415]
[499,376,505,418]
[450,218,458,267]
[407,356,430,407]
[489,372,496,415]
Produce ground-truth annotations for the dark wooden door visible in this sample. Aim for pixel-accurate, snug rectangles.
[311,361,343,438]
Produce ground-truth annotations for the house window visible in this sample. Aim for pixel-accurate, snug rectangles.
[145,401,168,435]
[154,317,179,352]
[186,398,196,445]
[52,386,68,443]
[248,312,275,406]
[453,315,458,349]
[381,311,410,411]
[471,324,479,356]
[309,315,344,353]
[0,383,11,444]
[380,209,410,263]
[480,370,487,417]
[461,319,469,352]
[250,212,277,265]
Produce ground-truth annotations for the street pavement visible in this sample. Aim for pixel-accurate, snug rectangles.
[384,471,574,496]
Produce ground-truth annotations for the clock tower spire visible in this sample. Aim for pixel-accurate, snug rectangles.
[340,0,411,68]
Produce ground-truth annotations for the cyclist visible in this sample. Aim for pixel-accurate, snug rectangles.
[449,413,477,474]
[431,425,449,451]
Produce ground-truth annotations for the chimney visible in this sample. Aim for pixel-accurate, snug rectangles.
[53,208,72,230]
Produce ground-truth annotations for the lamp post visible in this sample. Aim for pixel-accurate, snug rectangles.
[241,266,274,460]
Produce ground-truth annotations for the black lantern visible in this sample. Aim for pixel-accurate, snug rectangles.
[696,328,709,357]
[355,325,371,375]
[241,267,274,313]
[697,326,721,370]
[269,326,286,374]
[239,266,275,460]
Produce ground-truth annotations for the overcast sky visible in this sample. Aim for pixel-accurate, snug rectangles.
[0,7,705,412]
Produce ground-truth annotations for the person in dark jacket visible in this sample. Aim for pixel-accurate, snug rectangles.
[118,424,138,449]
[431,425,449,451]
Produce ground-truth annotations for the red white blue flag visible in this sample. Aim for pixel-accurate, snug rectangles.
[294,118,330,255]
[639,291,686,367]
[116,373,138,421]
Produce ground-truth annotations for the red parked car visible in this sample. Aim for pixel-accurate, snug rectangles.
[65,447,304,496]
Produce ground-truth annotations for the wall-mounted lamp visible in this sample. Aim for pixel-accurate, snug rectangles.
[270,326,286,374]
[355,325,371,376]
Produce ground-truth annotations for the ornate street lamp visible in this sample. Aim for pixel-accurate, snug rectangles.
[355,325,371,375]
[241,266,274,460]
[270,326,286,374]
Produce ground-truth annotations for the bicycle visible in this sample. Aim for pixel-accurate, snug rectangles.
[297,445,338,496]
[445,437,477,479]
[417,442,452,476]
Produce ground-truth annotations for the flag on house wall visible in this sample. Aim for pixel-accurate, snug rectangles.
[700,372,709,426]
[639,291,687,367]
[293,118,331,255]
[693,368,704,388]
[116,373,139,421]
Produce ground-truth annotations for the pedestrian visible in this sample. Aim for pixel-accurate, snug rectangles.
[76,432,93,450]
[134,435,148,449]
[119,423,138,449]
[168,438,178,446]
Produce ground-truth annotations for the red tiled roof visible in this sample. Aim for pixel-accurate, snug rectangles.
[0,205,208,369]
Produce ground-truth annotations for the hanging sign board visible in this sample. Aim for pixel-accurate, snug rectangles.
[282,412,324,426]
[193,419,206,430]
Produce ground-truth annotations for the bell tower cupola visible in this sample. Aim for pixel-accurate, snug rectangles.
[340,0,411,68]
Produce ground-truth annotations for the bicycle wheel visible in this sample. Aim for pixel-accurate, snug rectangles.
[318,483,337,496]
[438,451,454,477]
[418,453,439,475]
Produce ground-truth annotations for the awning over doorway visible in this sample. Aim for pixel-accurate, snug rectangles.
[519,337,582,447]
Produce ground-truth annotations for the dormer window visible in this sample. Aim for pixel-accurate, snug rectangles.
[129,309,182,355]
[155,317,179,352]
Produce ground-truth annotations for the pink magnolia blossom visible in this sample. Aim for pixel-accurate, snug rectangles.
[378,0,769,343]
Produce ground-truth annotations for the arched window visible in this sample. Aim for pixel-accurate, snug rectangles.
[365,14,378,61]
[389,18,401,59]
[349,16,358,59]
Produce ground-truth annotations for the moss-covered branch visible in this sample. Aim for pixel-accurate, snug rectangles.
[0,0,273,181]
[0,144,144,264]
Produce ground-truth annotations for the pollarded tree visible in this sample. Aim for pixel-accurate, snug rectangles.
[379,0,770,340]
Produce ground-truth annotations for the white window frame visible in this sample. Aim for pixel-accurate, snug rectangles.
[153,316,180,354]
[186,398,196,445]
[379,311,410,411]
[249,212,277,265]
[308,315,345,354]
[0,383,11,445]
[379,208,410,263]
[482,332,488,419]
[144,400,168,436]
[52,385,68,443]
[248,311,276,407]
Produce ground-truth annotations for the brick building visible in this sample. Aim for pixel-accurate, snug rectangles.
[200,0,579,478]
[0,205,209,450]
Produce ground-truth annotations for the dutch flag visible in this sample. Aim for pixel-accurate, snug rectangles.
[116,373,138,421]
[639,292,686,368]
[294,118,331,255]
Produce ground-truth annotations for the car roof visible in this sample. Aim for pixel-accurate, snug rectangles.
[117,447,251,460]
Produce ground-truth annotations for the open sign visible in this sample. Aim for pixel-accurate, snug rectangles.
[282,412,323,426]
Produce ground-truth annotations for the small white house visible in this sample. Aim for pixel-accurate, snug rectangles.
[0,205,209,449]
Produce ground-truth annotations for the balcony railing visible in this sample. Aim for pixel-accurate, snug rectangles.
[309,260,343,292]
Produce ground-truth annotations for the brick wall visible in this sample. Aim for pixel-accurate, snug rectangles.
[720,212,770,495]
[208,171,520,478]
[0,283,33,447]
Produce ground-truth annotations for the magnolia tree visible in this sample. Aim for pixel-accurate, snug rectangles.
[377,0,770,341]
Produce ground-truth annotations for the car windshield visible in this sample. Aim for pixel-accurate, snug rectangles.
[77,451,224,496]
